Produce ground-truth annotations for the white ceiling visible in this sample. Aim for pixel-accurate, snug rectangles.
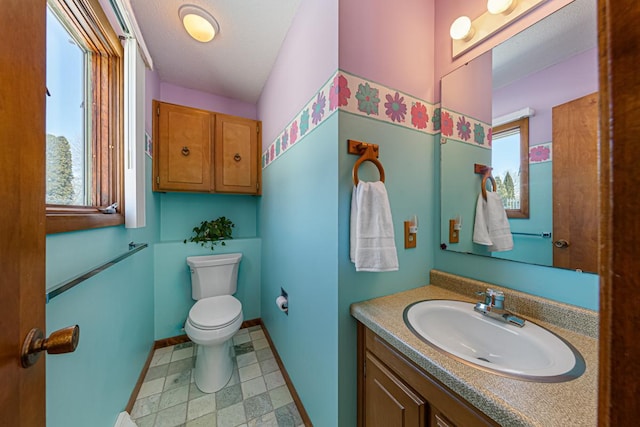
[129,0,302,104]
[492,0,597,89]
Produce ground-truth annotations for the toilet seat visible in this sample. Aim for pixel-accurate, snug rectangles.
[188,295,242,330]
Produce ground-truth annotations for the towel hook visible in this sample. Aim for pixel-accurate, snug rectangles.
[348,139,385,186]
[474,163,496,200]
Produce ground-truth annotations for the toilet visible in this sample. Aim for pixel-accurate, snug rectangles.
[185,253,243,393]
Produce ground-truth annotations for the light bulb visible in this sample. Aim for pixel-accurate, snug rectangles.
[179,5,220,43]
[450,16,474,41]
[487,0,517,15]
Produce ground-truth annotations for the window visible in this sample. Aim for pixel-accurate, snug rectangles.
[46,0,124,233]
[491,117,529,218]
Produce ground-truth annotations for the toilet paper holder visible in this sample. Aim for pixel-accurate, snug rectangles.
[277,288,289,315]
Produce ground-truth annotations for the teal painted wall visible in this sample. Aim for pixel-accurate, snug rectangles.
[46,158,160,427]
[337,112,436,425]
[153,191,261,339]
[159,193,258,241]
[259,114,340,426]
[154,239,262,340]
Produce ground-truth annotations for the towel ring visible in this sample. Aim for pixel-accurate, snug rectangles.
[353,156,385,186]
[481,174,497,200]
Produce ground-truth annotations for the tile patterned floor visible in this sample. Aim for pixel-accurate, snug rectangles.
[131,325,305,427]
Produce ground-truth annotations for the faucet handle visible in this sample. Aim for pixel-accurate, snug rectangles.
[476,288,505,308]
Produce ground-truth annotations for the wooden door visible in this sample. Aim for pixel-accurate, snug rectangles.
[154,101,214,192]
[0,0,47,424]
[364,352,426,427]
[552,92,599,272]
[214,114,261,194]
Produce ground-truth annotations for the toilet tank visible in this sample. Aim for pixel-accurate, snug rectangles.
[186,253,243,300]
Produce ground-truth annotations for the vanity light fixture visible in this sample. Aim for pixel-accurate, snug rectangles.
[487,0,517,15]
[179,4,220,43]
[451,0,546,58]
[450,16,474,41]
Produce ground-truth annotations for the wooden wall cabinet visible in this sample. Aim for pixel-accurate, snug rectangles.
[153,101,262,195]
[358,323,499,427]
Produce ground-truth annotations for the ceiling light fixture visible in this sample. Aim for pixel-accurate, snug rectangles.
[449,16,474,41]
[178,4,219,43]
[487,0,517,15]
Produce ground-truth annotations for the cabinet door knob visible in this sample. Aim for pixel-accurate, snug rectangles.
[234,153,241,162]
[181,146,190,156]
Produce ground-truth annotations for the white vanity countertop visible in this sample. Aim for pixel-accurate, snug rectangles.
[350,272,598,427]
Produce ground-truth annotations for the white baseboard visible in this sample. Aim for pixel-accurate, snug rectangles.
[114,411,137,427]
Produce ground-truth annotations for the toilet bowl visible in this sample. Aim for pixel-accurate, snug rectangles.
[185,295,243,392]
[185,253,243,393]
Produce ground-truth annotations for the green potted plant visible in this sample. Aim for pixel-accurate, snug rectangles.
[184,216,235,250]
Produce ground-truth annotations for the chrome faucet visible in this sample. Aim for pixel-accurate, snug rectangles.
[473,288,525,327]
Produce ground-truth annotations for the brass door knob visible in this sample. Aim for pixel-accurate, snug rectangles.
[21,325,80,368]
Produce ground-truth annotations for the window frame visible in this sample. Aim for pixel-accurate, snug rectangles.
[492,117,530,219]
[46,0,124,234]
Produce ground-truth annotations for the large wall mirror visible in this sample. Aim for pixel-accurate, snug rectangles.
[440,0,598,273]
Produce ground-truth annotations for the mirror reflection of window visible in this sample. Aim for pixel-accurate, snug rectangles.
[491,118,530,218]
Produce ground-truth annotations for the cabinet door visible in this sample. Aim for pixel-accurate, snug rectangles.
[214,114,261,194]
[155,101,213,192]
[365,352,426,427]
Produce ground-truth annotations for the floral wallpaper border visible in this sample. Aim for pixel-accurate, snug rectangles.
[439,108,492,149]
[529,142,552,163]
[262,70,439,169]
[339,71,439,134]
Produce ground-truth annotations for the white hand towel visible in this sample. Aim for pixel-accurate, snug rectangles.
[350,181,399,272]
[473,192,514,252]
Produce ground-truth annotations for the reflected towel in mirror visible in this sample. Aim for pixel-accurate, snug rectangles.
[473,192,514,252]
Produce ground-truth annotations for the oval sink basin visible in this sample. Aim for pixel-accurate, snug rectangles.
[404,300,585,382]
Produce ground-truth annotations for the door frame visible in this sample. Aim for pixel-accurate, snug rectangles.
[598,0,640,423]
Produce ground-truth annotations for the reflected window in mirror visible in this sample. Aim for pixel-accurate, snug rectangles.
[491,118,529,218]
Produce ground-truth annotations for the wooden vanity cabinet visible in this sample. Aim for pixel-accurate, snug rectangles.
[358,323,499,427]
[153,101,262,195]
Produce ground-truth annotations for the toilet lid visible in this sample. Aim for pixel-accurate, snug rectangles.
[189,295,242,330]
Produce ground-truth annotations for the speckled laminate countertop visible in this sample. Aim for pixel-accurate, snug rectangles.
[350,270,598,427]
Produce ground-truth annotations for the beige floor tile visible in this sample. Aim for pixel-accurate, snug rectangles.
[252,338,269,351]
[186,412,216,427]
[217,401,247,427]
[187,393,216,421]
[249,330,265,341]
[236,352,258,368]
[238,363,262,382]
[269,385,293,409]
[159,384,189,411]
[171,346,194,362]
[154,402,187,427]
[264,371,285,391]
[137,378,165,399]
[241,377,267,400]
